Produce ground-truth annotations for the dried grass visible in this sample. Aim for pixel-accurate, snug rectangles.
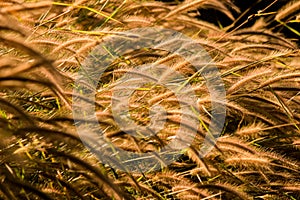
[0,0,299,199]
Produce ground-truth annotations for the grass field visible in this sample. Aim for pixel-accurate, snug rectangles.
[0,0,300,199]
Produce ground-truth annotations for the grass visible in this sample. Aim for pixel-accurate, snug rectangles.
[0,0,299,199]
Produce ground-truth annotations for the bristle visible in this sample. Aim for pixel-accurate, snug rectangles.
[275,1,300,21]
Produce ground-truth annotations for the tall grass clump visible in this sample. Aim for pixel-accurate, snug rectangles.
[0,0,299,199]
